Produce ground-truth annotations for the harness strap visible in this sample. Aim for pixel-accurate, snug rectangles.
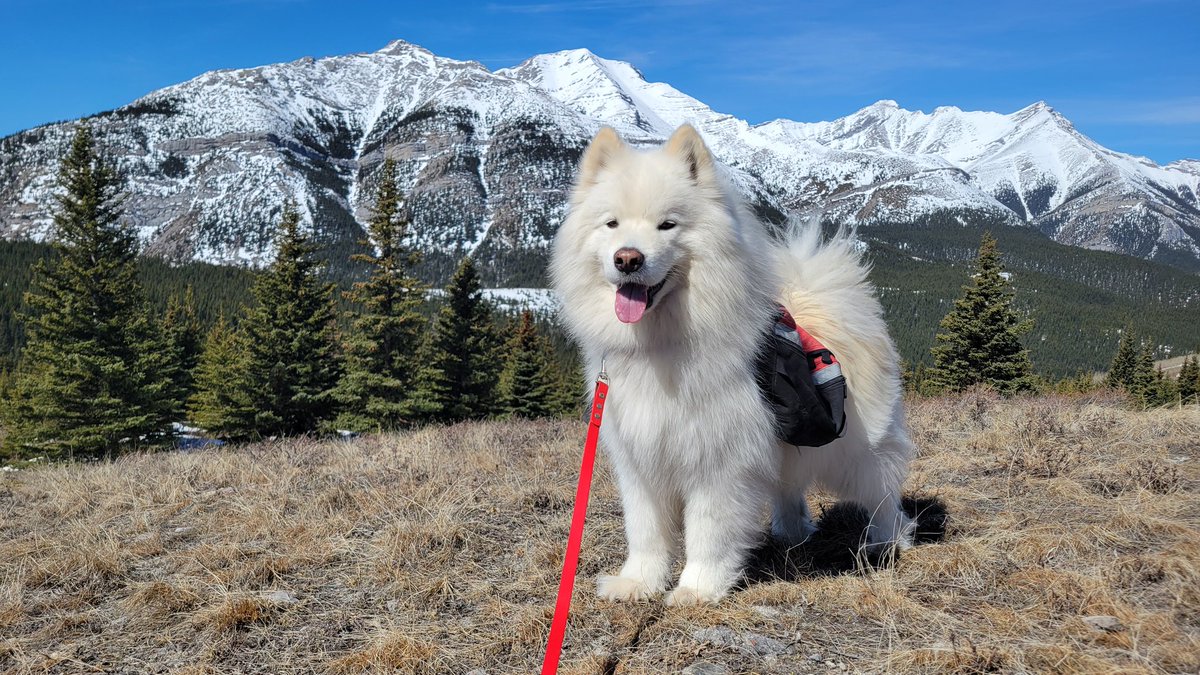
[542,374,609,675]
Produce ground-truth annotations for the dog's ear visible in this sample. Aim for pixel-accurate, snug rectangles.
[665,124,714,184]
[578,126,624,186]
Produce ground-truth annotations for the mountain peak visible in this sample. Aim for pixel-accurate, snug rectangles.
[375,39,431,57]
[1011,100,1076,133]
[2,40,1197,274]
[515,48,647,84]
[498,48,708,137]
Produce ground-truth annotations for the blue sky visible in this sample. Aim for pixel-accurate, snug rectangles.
[2,0,1197,164]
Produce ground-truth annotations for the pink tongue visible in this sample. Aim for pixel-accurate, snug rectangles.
[615,284,649,323]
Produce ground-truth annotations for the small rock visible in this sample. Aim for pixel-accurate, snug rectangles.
[385,599,401,613]
[692,627,739,648]
[465,670,488,675]
[751,605,780,618]
[681,663,732,675]
[1083,615,1124,632]
[808,652,823,662]
[743,632,789,656]
[264,590,298,604]
[172,526,195,535]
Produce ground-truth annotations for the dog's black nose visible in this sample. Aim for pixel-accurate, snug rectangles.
[614,248,644,274]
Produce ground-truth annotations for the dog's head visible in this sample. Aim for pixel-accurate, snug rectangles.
[556,124,727,324]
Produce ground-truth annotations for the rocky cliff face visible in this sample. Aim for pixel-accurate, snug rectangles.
[2,40,1198,283]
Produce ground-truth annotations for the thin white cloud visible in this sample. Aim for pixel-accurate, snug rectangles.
[1064,97,1200,126]
[487,0,714,13]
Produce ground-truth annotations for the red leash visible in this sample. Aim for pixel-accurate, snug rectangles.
[541,372,609,675]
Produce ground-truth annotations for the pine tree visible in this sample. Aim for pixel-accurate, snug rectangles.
[928,232,1035,395]
[332,159,428,432]
[187,316,255,438]
[1179,355,1199,404]
[161,286,202,415]
[1105,326,1139,390]
[237,205,341,437]
[500,311,555,418]
[549,354,585,418]
[1153,365,1179,406]
[410,256,501,422]
[1130,342,1158,405]
[0,126,175,459]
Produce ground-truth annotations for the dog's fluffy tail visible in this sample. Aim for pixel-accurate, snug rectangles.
[776,222,871,303]
[776,221,903,445]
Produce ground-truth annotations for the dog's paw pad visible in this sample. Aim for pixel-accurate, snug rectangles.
[664,586,723,606]
[597,575,656,602]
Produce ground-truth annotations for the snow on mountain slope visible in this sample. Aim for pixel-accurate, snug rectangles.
[498,49,730,140]
[503,51,1019,226]
[769,99,1200,256]
[1,40,1197,280]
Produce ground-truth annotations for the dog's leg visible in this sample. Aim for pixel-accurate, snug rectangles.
[666,477,763,605]
[771,443,817,544]
[837,438,915,556]
[597,471,678,602]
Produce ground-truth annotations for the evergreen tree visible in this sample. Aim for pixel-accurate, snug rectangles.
[1105,326,1139,390]
[162,286,202,415]
[1179,355,1199,404]
[0,126,175,459]
[928,232,1035,394]
[187,316,255,438]
[237,205,341,437]
[332,160,427,432]
[1074,369,1097,393]
[550,355,585,418]
[1130,342,1158,405]
[500,311,555,418]
[1153,365,1179,406]
[410,256,501,422]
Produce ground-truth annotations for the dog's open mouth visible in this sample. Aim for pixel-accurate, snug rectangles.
[615,274,670,324]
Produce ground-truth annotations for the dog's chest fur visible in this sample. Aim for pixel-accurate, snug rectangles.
[595,347,777,488]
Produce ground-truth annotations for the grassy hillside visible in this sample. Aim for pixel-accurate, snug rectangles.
[863,221,1200,376]
[1,393,1197,673]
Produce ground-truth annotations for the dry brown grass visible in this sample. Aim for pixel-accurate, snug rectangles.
[1,392,1197,673]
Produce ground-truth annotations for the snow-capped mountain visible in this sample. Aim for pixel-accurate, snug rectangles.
[1,40,1197,281]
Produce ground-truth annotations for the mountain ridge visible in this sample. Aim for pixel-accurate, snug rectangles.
[1,40,1198,278]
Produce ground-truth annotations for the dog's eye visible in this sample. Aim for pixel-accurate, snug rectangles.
[658,220,677,231]
[606,220,619,229]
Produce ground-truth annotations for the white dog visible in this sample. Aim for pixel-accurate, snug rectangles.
[550,125,915,605]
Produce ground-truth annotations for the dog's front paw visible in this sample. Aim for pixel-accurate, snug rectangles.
[597,575,659,602]
[664,585,725,606]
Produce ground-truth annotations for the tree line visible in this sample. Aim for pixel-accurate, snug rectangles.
[2,128,1195,460]
[861,217,1200,378]
[0,128,579,460]
[908,231,1200,405]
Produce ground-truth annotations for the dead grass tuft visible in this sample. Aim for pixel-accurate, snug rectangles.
[329,630,440,674]
[1121,457,1183,494]
[0,396,1197,673]
[193,594,273,633]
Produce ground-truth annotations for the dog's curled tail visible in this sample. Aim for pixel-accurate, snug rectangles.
[776,221,903,446]
[776,221,873,306]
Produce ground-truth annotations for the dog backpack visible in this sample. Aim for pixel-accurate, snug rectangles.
[756,306,847,447]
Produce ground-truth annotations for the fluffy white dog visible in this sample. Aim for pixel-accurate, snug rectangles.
[550,125,915,605]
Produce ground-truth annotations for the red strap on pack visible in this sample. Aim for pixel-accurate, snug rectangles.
[541,374,609,675]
